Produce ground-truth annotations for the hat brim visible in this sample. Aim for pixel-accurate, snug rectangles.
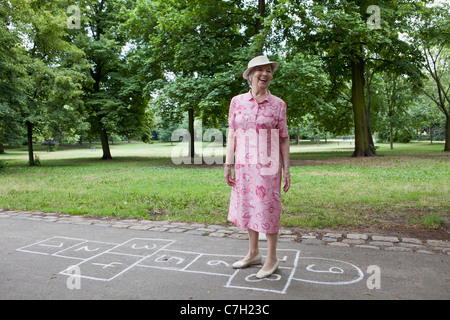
[243,61,279,79]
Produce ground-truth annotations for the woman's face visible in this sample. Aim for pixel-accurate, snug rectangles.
[251,64,273,90]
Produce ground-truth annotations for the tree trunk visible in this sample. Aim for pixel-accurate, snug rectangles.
[256,0,265,32]
[429,126,433,144]
[97,116,113,160]
[389,123,393,150]
[0,143,4,154]
[26,120,35,165]
[365,79,375,151]
[351,55,376,157]
[188,107,195,160]
[445,116,450,152]
[252,0,266,55]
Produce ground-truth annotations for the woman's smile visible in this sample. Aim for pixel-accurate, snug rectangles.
[252,65,272,88]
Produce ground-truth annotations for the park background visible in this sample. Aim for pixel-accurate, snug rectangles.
[0,0,449,236]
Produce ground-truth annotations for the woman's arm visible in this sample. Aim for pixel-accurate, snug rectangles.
[280,136,290,192]
[224,129,235,186]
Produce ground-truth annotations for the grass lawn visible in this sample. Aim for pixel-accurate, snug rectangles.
[0,140,449,232]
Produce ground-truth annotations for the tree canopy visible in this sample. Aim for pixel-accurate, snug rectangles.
[1,0,449,162]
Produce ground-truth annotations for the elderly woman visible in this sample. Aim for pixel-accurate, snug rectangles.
[224,56,290,279]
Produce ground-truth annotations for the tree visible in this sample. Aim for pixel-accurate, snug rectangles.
[272,0,427,156]
[0,0,29,153]
[379,74,415,148]
[0,104,25,154]
[72,0,152,160]
[126,0,258,160]
[409,94,445,143]
[410,2,450,151]
[4,0,88,165]
[270,52,336,135]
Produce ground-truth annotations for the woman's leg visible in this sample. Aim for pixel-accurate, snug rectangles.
[261,232,278,271]
[243,229,260,260]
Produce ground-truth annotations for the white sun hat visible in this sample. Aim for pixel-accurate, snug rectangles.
[243,55,279,79]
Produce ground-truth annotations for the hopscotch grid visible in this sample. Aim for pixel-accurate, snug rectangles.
[181,253,203,271]
[16,236,86,255]
[224,269,294,294]
[153,249,244,259]
[60,270,110,282]
[225,271,289,295]
[135,249,245,274]
[52,241,90,258]
[58,238,176,281]
[291,256,365,286]
[224,248,301,295]
[102,239,176,282]
[135,250,242,276]
[97,251,146,258]
[18,236,366,293]
[282,249,301,294]
[137,262,234,277]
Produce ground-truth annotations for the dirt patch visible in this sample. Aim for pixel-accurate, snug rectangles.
[147,210,169,218]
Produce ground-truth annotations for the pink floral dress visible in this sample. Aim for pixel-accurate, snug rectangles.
[227,90,288,234]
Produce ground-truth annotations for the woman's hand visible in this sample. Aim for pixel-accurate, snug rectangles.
[224,129,235,187]
[280,136,290,193]
[283,167,290,193]
[224,165,234,186]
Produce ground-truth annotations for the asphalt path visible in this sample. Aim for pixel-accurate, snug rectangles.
[1,216,448,302]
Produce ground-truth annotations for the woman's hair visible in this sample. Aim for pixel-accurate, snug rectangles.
[247,69,254,87]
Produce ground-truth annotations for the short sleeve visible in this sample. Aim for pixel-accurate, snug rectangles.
[278,101,288,138]
[228,97,237,130]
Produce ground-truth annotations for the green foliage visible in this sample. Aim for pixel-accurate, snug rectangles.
[1,0,90,164]
[408,2,450,150]
[127,0,256,129]
[270,0,435,155]
[1,0,449,162]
